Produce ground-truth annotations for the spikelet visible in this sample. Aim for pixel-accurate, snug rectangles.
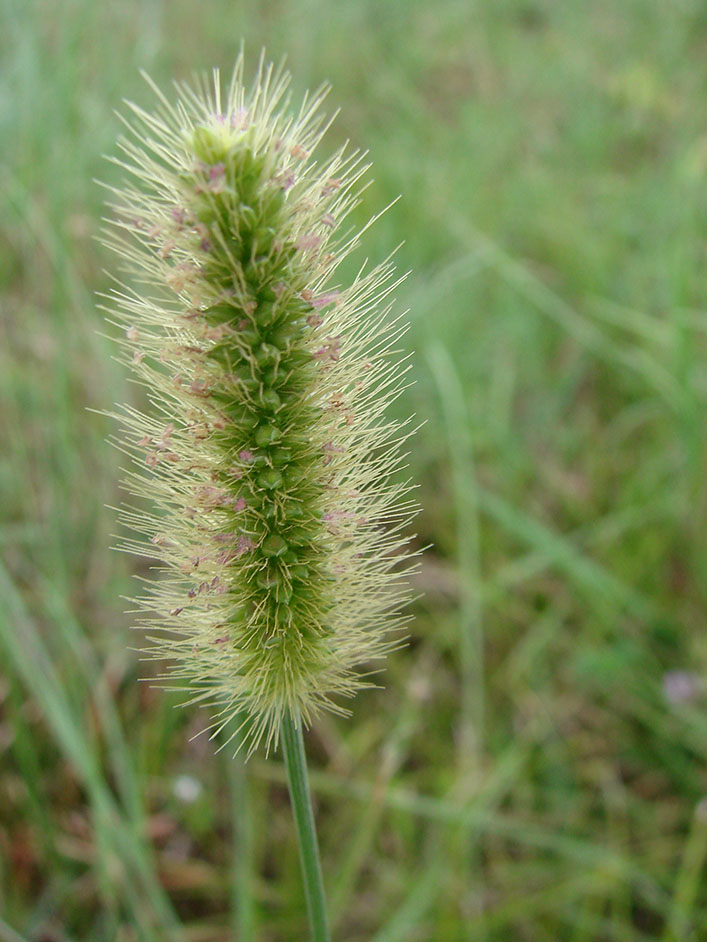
[102,54,418,752]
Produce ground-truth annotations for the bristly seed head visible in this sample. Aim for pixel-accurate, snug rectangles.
[102,53,419,753]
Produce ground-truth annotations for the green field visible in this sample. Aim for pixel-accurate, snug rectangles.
[1,1,706,938]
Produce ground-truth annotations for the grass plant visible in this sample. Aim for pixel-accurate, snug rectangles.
[101,56,416,937]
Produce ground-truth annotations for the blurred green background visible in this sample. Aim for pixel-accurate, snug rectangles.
[1,0,706,939]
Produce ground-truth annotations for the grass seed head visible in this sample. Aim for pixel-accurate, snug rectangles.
[103,54,418,753]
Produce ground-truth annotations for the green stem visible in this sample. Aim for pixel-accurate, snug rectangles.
[281,709,331,942]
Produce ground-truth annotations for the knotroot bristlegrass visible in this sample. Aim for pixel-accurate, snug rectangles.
[102,54,418,939]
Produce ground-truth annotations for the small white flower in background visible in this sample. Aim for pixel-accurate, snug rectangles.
[173,774,203,804]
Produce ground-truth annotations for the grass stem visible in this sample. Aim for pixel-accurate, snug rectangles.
[281,710,330,942]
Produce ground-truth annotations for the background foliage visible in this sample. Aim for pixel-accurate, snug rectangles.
[1,1,706,939]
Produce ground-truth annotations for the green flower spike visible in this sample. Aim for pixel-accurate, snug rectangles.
[103,55,418,755]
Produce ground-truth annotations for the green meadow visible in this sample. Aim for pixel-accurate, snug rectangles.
[1,0,706,938]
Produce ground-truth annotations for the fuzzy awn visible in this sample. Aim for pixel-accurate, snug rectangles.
[103,56,417,756]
